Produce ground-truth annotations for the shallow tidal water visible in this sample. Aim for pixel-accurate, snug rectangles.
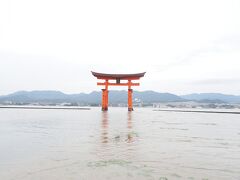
[0,107,240,180]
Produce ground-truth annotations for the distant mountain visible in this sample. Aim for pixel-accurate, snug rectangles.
[0,90,184,104]
[108,90,183,103]
[133,91,183,103]
[181,93,240,103]
[6,90,68,100]
[0,90,98,104]
[1,91,240,104]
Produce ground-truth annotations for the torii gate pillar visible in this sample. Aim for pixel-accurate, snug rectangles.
[102,89,108,111]
[92,71,146,111]
[128,88,133,111]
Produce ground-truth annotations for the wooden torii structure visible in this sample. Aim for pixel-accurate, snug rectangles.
[91,71,146,111]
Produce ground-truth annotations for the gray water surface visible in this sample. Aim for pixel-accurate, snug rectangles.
[0,107,240,180]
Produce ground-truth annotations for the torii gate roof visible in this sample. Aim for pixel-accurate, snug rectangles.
[91,71,146,80]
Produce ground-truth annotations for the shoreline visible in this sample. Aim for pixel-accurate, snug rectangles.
[154,109,240,114]
[0,106,91,110]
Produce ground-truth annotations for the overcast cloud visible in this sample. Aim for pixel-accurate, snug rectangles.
[0,0,240,95]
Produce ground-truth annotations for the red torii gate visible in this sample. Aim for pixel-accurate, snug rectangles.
[91,71,146,111]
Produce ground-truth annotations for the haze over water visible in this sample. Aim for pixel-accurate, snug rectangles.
[0,108,240,180]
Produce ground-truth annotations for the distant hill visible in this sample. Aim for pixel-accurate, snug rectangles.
[181,93,240,103]
[0,91,240,104]
[0,90,184,104]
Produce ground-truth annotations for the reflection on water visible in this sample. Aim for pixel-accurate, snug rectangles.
[127,112,134,143]
[101,112,109,144]
[127,112,132,129]
[101,111,135,144]
[0,108,240,180]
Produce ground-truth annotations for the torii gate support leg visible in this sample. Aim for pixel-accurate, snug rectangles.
[106,89,108,110]
[101,80,109,111]
[128,89,133,111]
[102,89,108,111]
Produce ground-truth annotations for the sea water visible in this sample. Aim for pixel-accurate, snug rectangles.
[0,107,240,180]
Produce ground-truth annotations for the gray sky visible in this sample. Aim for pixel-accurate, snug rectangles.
[0,0,240,95]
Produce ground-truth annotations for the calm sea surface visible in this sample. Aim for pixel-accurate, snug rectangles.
[0,107,240,180]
